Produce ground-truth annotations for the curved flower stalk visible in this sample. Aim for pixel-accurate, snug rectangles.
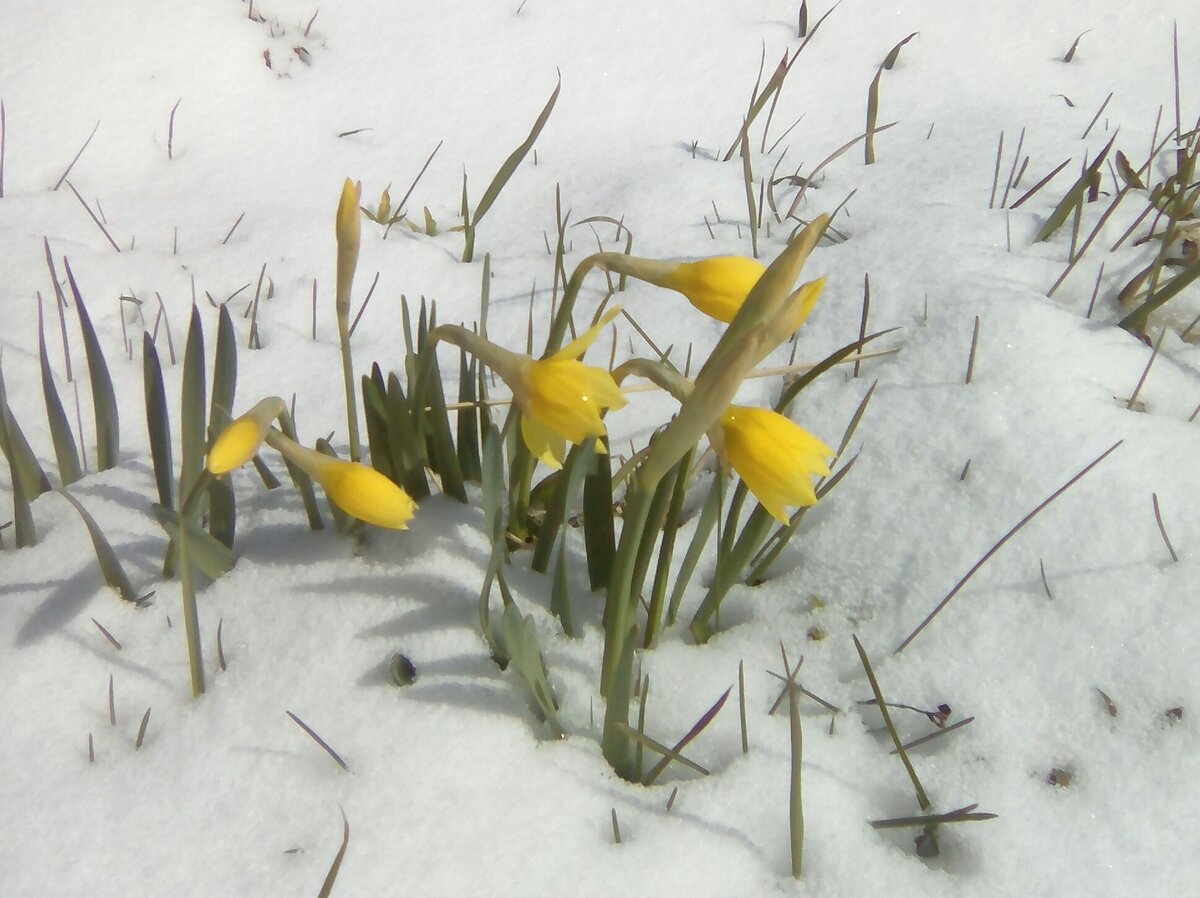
[600,254,768,323]
[263,430,416,530]
[430,307,627,469]
[716,406,833,524]
[207,396,287,475]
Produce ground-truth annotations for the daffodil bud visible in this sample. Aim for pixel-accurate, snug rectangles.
[207,396,287,475]
[264,430,416,530]
[335,178,361,324]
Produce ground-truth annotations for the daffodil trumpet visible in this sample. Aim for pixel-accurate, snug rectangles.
[430,306,627,471]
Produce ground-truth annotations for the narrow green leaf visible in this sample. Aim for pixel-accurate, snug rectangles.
[532,440,593,573]
[152,503,235,580]
[142,333,174,509]
[582,440,616,590]
[418,347,467,502]
[277,408,324,530]
[865,65,884,165]
[473,77,561,227]
[854,634,930,810]
[456,351,482,482]
[63,258,119,470]
[666,471,723,627]
[0,396,38,545]
[777,327,899,411]
[644,448,693,647]
[601,623,640,780]
[207,474,236,548]
[361,369,396,483]
[58,488,139,603]
[644,687,732,785]
[550,531,575,637]
[179,305,207,517]
[316,811,350,898]
[38,298,82,484]
[882,31,918,69]
[209,303,237,434]
[500,605,563,735]
[385,372,430,499]
[1034,133,1118,242]
[0,359,52,499]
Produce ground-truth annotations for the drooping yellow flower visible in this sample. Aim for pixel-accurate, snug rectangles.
[718,405,833,524]
[516,311,628,468]
[265,430,416,530]
[207,397,286,475]
[659,256,768,322]
[430,308,627,470]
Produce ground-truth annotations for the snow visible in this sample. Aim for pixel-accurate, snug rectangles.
[2,1,1199,894]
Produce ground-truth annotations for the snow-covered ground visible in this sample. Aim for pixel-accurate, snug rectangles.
[2,1,1198,894]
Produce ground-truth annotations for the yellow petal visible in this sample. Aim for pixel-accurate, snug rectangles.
[525,358,626,444]
[316,460,417,530]
[719,405,833,524]
[206,397,286,475]
[520,415,567,469]
[550,305,623,361]
[664,257,767,323]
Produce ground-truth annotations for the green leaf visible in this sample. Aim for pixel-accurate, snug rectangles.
[277,407,324,531]
[1034,133,1118,242]
[0,359,52,500]
[179,305,207,518]
[59,488,139,603]
[532,440,593,574]
[152,503,235,580]
[209,303,238,434]
[463,77,560,262]
[38,297,82,484]
[418,346,467,502]
[550,532,575,637]
[142,333,174,509]
[666,471,724,628]
[582,440,616,591]
[207,474,236,549]
[63,258,119,470]
[499,604,562,735]
[456,351,482,482]
[361,368,396,482]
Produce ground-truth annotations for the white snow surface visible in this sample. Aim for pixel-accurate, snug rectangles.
[2,1,1199,895]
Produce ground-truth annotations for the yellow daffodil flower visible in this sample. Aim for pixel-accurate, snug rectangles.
[657,256,768,322]
[264,430,416,530]
[595,254,767,323]
[430,308,627,470]
[206,397,286,475]
[718,405,833,524]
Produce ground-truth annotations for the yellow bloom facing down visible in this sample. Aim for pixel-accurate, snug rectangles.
[207,397,286,475]
[517,310,628,468]
[718,405,834,524]
[315,458,417,530]
[428,308,627,471]
[265,430,416,530]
